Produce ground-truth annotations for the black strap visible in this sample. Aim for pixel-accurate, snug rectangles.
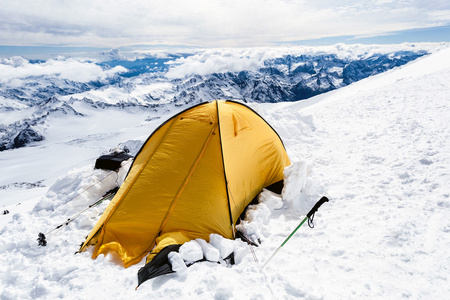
[306,196,329,228]
[307,213,315,228]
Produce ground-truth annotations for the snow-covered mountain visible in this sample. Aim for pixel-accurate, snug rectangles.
[0,43,449,299]
[0,43,444,151]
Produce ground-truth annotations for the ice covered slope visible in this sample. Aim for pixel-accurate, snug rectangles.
[261,46,450,298]
[0,46,449,299]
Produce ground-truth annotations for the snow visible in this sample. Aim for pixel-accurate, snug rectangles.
[209,234,237,260]
[1,45,450,299]
[196,238,220,262]
[168,252,187,274]
[179,240,204,264]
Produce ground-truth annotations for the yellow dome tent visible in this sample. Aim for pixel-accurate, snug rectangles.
[79,100,290,284]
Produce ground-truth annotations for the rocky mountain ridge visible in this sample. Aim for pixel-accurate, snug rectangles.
[0,48,430,151]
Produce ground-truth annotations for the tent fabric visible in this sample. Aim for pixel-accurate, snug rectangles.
[79,100,290,268]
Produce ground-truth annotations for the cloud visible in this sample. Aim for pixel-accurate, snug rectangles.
[0,57,127,85]
[165,49,268,78]
[165,42,444,78]
[0,0,449,48]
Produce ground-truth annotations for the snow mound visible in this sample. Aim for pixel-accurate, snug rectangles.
[209,234,237,260]
[196,238,220,262]
[168,252,187,274]
[179,240,203,265]
[236,159,322,245]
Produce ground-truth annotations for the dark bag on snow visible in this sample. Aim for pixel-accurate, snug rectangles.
[94,151,133,171]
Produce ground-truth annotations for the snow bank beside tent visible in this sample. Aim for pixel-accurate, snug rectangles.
[0,141,319,299]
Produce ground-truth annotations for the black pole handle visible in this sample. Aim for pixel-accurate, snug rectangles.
[307,196,329,218]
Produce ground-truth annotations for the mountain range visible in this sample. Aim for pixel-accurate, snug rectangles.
[0,44,442,151]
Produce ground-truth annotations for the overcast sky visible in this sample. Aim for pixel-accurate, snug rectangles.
[0,0,449,48]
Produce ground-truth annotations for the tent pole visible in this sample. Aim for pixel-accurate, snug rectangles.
[262,196,329,268]
[37,187,118,246]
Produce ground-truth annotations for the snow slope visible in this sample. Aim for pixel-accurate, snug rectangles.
[1,46,450,299]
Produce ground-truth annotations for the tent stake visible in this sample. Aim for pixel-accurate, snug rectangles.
[262,196,329,268]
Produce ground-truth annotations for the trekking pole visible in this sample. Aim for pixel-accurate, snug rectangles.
[262,196,329,268]
[37,187,118,246]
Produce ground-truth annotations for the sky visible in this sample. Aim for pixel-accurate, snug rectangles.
[0,0,449,52]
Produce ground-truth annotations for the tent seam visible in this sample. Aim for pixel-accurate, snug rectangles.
[154,121,219,240]
[89,118,179,262]
[216,100,236,238]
